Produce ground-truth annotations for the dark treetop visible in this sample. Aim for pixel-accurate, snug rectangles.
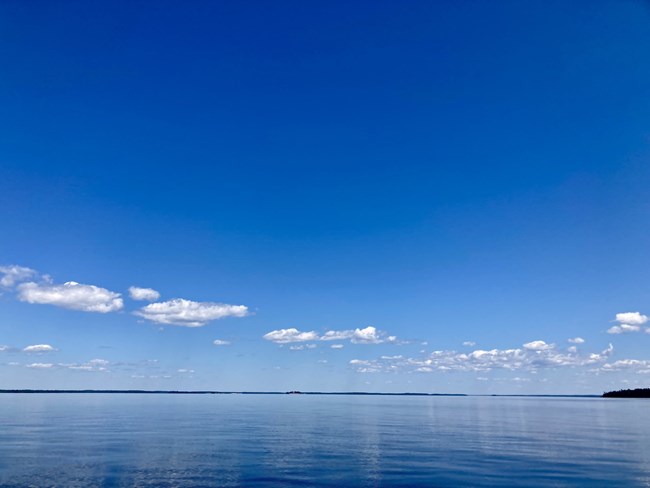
[603,388,650,398]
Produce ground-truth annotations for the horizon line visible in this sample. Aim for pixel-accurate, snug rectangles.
[0,389,602,397]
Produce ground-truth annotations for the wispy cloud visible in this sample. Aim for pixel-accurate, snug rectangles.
[18,357,175,375]
[213,339,231,346]
[17,281,123,313]
[26,363,53,369]
[289,344,317,350]
[128,286,160,302]
[568,337,585,344]
[135,298,248,327]
[600,359,650,374]
[0,265,37,288]
[65,358,110,372]
[349,341,615,374]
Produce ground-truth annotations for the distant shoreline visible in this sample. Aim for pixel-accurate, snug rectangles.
[0,389,600,397]
[0,389,465,396]
[602,388,650,398]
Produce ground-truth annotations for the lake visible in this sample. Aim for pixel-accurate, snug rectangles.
[1,394,649,487]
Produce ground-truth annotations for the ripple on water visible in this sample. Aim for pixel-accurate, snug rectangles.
[1,395,650,487]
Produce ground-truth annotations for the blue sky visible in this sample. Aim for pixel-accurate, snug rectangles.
[1,1,650,393]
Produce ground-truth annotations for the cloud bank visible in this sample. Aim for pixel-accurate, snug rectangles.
[349,341,615,374]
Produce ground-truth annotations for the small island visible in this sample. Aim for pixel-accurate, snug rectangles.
[603,388,650,398]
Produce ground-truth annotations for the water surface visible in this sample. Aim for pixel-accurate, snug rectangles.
[1,394,649,487]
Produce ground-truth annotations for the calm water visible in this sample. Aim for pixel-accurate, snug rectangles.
[1,394,649,487]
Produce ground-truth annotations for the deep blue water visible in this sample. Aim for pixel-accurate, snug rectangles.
[1,394,649,487]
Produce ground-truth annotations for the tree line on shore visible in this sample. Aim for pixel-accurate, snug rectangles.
[603,388,650,398]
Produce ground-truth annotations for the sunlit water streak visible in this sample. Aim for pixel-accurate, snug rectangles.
[1,394,649,487]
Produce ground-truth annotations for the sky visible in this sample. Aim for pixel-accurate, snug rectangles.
[1,0,650,394]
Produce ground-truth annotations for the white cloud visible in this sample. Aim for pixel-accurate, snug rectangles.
[0,265,37,288]
[23,344,55,353]
[321,326,393,344]
[615,312,648,325]
[351,326,383,344]
[522,340,554,351]
[128,286,160,301]
[263,328,319,344]
[177,369,195,373]
[17,281,123,313]
[331,344,344,349]
[600,312,650,335]
[568,337,585,344]
[267,326,396,345]
[0,345,9,352]
[462,341,476,347]
[602,359,649,370]
[213,339,231,346]
[350,359,372,365]
[26,363,53,369]
[135,298,248,327]
[607,324,641,335]
[321,327,377,343]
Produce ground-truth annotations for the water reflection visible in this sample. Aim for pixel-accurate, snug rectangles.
[2,395,650,486]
